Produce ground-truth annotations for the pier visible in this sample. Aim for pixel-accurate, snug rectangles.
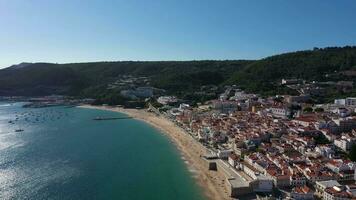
[93,116,133,121]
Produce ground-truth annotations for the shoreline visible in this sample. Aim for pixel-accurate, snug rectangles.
[79,105,231,200]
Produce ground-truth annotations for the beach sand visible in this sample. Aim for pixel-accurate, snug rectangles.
[80,105,231,200]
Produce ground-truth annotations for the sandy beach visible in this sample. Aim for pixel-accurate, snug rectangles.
[80,105,231,200]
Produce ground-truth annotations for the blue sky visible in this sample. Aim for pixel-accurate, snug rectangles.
[0,0,356,68]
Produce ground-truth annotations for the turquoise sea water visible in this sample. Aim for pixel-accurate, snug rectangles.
[0,102,204,200]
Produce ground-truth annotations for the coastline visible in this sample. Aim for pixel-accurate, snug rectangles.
[79,105,231,200]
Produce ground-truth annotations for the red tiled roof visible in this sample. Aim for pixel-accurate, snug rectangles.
[293,185,312,194]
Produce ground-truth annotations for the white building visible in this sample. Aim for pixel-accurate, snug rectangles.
[250,177,273,193]
[228,153,240,168]
[157,96,178,105]
[326,160,352,173]
[315,146,334,158]
[197,128,209,142]
[178,103,190,112]
[334,137,355,152]
[242,163,273,192]
[333,108,351,118]
[334,97,356,107]
[346,97,356,106]
[270,106,291,119]
[217,149,233,159]
[334,99,346,106]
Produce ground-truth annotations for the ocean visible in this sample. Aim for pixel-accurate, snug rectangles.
[0,102,204,200]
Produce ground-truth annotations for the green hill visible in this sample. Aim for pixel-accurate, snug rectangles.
[228,46,356,95]
[1,46,356,102]
[0,60,250,97]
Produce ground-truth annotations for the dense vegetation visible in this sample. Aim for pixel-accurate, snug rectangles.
[1,46,356,102]
[0,60,250,98]
[227,46,356,95]
[350,144,356,162]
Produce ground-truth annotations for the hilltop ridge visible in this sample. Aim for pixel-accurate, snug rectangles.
[1,46,356,103]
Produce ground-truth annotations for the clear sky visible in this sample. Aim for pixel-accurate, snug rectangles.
[0,0,356,68]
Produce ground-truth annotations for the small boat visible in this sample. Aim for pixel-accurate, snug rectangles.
[15,129,24,132]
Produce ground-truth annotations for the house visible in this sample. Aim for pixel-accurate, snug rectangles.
[303,166,335,183]
[290,173,307,187]
[326,160,352,173]
[293,116,318,127]
[337,170,355,182]
[290,185,314,200]
[265,167,291,188]
[315,180,341,196]
[323,186,354,200]
[315,146,334,158]
[325,159,355,182]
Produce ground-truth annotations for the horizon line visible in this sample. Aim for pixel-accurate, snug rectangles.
[2,45,356,69]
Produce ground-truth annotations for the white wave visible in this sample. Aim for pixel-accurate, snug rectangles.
[0,104,12,107]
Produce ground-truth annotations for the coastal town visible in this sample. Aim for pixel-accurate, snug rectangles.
[3,77,356,200]
[139,79,356,199]
[5,77,356,200]
[2,1,356,199]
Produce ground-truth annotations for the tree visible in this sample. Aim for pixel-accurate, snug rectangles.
[314,134,331,145]
[303,107,313,113]
[349,144,356,162]
[314,107,324,112]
